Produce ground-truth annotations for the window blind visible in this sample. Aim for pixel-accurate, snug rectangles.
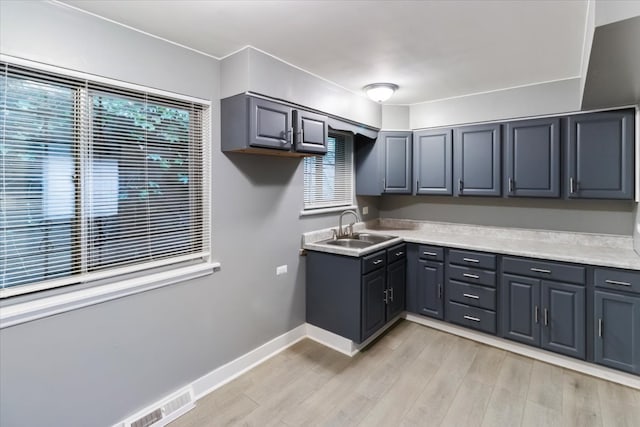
[303,134,354,210]
[0,62,210,298]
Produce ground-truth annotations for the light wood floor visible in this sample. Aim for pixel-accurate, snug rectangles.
[170,320,640,427]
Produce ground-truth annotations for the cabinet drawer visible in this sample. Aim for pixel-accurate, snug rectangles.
[595,268,640,295]
[448,264,496,288]
[418,245,444,261]
[503,257,585,284]
[448,280,496,311]
[362,250,386,274]
[448,301,496,335]
[387,244,407,263]
[448,249,496,270]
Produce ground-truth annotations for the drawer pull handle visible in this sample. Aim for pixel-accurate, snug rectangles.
[463,273,480,279]
[395,251,404,256]
[423,251,438,256]
[373,259,383,265]
[389,287,394,302]
[530,268,551,274]
[464,315,480,322]
[463,293,479,299]
[605,279,631,287]
[598,318,603,337]
[463,258,480,263]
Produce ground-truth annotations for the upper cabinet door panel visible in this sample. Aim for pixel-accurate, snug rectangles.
[567,110,634,199]
[454,124,501,196]
[414,128,453,195]
[505,118,560,198]
[383,131,413,194]
[249,97,292,150]
[294,110,328,154]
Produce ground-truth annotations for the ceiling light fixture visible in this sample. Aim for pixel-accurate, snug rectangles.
[363,83,399,103]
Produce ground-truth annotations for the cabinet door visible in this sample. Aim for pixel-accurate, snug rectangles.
[414,128,453,195]
[416,259,444,319]
[293,110,327,154]
[249,97,292,150]
[505,118,560,198]
[501,274,541,346]
[594,290,640,374]
[386,259,406,320]
[567,110,634,199]
[541,281,585,359]
[361,268,387,342]
[454,124,501,196]
[383,131,412,194]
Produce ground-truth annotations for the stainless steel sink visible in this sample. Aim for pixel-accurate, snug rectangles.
[318,233,396,248]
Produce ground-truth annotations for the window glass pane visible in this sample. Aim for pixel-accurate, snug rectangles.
[303,134,353,210]
[1,73,76,288]
[89,93,199,270]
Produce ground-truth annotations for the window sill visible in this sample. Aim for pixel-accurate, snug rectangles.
[300,205,357,217]
[0,262,219,329]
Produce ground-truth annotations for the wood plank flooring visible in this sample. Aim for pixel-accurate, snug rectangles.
[170,320,640,427]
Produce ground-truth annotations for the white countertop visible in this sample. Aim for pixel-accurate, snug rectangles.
[302,219,640,271]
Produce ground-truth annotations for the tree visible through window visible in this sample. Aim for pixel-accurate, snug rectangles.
[0,63,209,297]
[303,134,354,210]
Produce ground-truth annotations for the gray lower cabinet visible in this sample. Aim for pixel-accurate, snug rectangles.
[307,246,405,343]
[407,244,444,319]
[446,249,498,334]
[593,267,640,374]
[501,257,586,359]
[413,128,453,195]
[453,123,501,196]
[566,109,635,199]
[504,118,560,198]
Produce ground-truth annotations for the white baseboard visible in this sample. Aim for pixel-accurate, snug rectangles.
[191,324,307,400]
[405,313,640,390]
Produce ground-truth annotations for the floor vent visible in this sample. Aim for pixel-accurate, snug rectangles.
[120,387,195,427]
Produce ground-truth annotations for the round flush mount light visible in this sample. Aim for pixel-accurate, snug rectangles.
[363,83,399,103]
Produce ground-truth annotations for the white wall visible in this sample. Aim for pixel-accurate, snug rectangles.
[595,0,640,26]
[410,78,582,129]
[221,47,382,128]
[381,104,410,130]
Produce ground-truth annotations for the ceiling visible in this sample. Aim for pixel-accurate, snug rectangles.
[60,0,588,105]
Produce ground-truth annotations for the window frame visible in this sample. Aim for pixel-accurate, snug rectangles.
[301,130,356,215]
[0,55,216,326]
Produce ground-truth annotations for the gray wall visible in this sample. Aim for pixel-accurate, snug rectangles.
[0,2,377,426]
[379,196,635,236]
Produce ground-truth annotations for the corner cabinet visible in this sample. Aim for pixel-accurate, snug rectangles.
[356,131,413,195]
[413,128,453,195]
[566,109,635,199]
[453,124,501,196]
[504,118,560,198]
[221,94,328,157]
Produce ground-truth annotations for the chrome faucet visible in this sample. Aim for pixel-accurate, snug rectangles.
[338,209,360,238]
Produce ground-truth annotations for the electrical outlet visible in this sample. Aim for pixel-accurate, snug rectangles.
[362,206,369,215]
[276,265,288,275]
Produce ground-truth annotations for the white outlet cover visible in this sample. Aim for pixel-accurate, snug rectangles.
[362,206,369,215]
[276,265,288,275]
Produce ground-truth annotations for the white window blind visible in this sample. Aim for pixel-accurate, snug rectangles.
[303,134,354,210]
[0,62,210,298]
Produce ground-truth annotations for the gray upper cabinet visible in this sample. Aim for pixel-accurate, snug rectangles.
[356,131,412,196]
[221,94,331,157]
[293,109,328,154]
[453,124,501,196]
[505,118,560,198]
[413,128,453,195]
[383,131,413,194]
[566,109,634,199]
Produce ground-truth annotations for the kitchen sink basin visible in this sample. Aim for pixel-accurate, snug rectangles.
[318,233,396,249]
